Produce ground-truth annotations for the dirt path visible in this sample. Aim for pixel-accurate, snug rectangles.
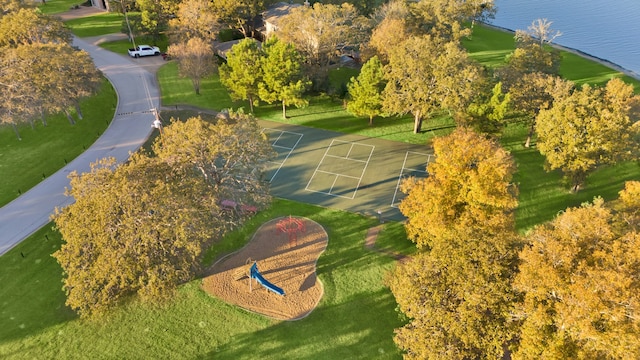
[55,5,104,21]
[364,225,409,263]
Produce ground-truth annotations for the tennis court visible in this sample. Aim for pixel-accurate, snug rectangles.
[259,120,435,221]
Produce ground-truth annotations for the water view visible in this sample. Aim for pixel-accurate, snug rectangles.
[491,0,640,78]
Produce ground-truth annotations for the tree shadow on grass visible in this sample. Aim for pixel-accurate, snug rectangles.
[0,226,78,346]
[197,288,404,360]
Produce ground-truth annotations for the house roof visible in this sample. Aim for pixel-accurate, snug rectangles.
[262,2,302,27]
[214,39,261,60]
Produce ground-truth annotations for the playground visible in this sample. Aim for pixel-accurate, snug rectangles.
[202,216,328,320]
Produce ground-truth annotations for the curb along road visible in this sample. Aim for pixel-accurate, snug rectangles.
[0,37,160,256]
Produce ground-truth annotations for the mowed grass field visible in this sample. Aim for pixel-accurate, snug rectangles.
[1,18,639,359]
[0,79,116,207]
[0,199,408,359]
[37,0,84,15]
[157,24,640,229]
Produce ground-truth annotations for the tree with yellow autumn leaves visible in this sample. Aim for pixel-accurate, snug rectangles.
[53,113,274,317]
[514,182,640,359]
[393,128,640,358]
[391,127,520,359]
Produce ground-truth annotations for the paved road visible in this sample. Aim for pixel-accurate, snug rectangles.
[0,34,435,256]
[0,37,160,255]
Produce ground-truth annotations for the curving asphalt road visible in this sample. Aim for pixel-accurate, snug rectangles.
[0,37,160,255]
[0,32,434,257]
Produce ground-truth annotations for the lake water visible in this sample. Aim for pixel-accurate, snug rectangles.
[490,0,640,78]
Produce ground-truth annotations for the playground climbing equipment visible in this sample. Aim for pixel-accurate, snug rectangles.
[276,215,306,247]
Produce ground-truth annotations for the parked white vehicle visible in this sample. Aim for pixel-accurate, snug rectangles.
[128,45,161,58]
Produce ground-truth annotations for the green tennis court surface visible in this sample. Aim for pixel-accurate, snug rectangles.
[259,120,434,221]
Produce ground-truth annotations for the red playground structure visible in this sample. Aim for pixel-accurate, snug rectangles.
[276,216,306,247]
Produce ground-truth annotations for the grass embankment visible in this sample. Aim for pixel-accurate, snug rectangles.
[64,11,125,37]
[0,79,116,207]
[2,21,639,359]
[0,199,407,359]
[38,0,84,15]
[462,25,640,229]
[158,24,640,230]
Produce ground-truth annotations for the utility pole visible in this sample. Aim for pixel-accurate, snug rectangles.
[113,0,136,49]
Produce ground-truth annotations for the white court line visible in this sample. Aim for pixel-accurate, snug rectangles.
[315,169,361,180]
[305,140,335,193]
[305,139,374,199]
[305,180,362,199]
[325,154,369,163]
[350,142,374,199]
[391,152,431,207]
[261,128,303,183]
[326,139,375,162]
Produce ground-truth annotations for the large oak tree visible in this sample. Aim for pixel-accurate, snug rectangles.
[0,7,71,47]
[168,0,219,42]
[514,190,640,359]
[535,78,640,192]
[390,226,521,360]
[410,0,495,40]
[365,16,412,64]
[399,127,518,249]
[506,73,572,147]
[497,18,564,147]
[392,127,520,358]
[0,3,99,135]
[210,0,265,38]
[152,113,275,228]
[383,35,482,134]
[54,114,275,317]
[135,0,180,41]
[276,2,370,86]
[53,155,217,317]
[0,43,101,135]
[167,37,216,95]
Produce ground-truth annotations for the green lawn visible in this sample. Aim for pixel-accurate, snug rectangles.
[462,25,640,89]
[0,199,406,359]
[158,61,452,144]
[500,123,640,230]
[559,51,640,89]
[97,38,132,54]
[38,0,84,15]
[2,20,640,359]
[462,25,517,68]
[64,12,125,37]
[158,62,239,110]
[0,79,116,207]
[156,24,640,232]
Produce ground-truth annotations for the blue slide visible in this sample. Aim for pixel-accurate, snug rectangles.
[250,262,285,296]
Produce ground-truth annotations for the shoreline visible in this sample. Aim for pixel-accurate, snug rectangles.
[481,22,640,82]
